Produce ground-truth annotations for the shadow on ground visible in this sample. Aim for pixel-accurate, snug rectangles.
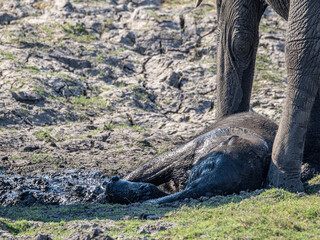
[0,192,257,223]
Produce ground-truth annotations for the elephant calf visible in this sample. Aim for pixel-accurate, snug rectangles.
[106,112,278,204]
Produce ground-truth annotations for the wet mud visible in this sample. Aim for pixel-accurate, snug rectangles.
[0,169,108,206]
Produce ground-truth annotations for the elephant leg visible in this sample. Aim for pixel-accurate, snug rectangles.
[267,0,320,191]
[216,0,267,119]
[302,91,320,181]
[124,140,198,192]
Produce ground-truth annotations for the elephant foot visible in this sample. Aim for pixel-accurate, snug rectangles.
[266,162,304,192]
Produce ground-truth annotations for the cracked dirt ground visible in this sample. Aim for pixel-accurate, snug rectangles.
[0,0,287,178]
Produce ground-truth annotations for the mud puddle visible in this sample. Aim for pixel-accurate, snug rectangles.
[0,168,109,206]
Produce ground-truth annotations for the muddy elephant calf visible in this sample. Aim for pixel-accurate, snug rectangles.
[106,112,278,204]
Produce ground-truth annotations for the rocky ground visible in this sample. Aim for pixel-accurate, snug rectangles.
[0,0,289,239]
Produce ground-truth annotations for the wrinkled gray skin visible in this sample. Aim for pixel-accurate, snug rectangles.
[198,0,320,192]
[106,113,278,204]
[106,176,167,204]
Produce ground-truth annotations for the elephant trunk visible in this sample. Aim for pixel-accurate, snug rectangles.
[216,0,266,119]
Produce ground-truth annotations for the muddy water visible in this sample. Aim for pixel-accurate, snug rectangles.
[0,169,109,206]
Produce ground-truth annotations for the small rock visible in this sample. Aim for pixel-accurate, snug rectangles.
[146,214,161,220]
[139,140,153,147]
[11,90,44,103]
[64,231,90,240]
[92,228,104,238]
[50,55,92,69]
[71,185,86,197]
[23,145,40,152]
[138,228,150,234]
[35,234,52,240]
[54,0,74,12]
[0,11,17,24]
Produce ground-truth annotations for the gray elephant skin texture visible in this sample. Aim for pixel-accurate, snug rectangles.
[106,113,278,204]
[211,0,320,192]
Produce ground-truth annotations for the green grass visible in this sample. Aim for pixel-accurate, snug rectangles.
[31,153,56,163]
[254,53,286,87]
[160,190,320,239]
[0,51,16,61]
[14,66,41,75]
[6,21,98,45]
[0,218,71,239]
[0,219,31,235]
[96,55,105,63]
[193,6,216,20]
[33,85,46,95]
[259,23,280,33]
[103,122,148,133]
[47,72,73,82]
[0,176,319,239]
[70,95,107,110]
[62,23,97,43]
[34,128,57,142]
[134,89,149,101]
[255,53,273,71]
